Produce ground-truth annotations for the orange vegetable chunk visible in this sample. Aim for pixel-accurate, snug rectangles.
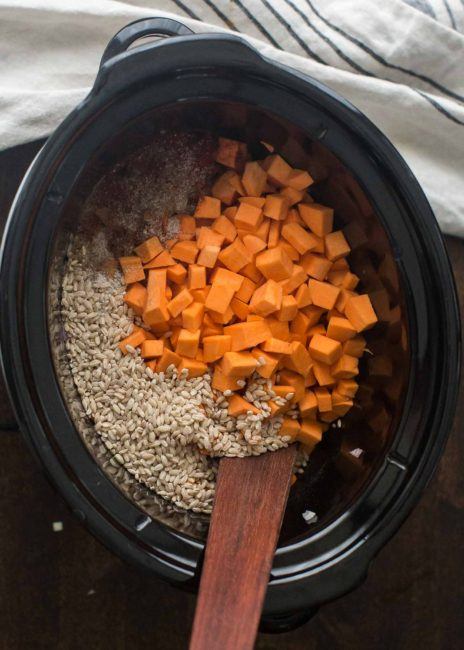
[118,327,147,354]
[166,263,187,285]
[224,320,272,351]
[239,196,266,208]
[157,349,182,372]
[309,334,343,365]
[268,221,281,248]
[234,202,263,231]
[211,170,238,205]
[240,262,263,284]
[182,302,205,332]
[197,245,220,268]
[180,215,196,234]
[325,230,351,261]
[194,195,221,219]
[298,203,334,237]
[345,294,378,332]
[255,246,293,281]
[251,348,280,379]
[188,264,206,290]
[220,351,258,377]
[119,256,145,284]
[262,154,292,186]
[308,279,340,310]
[279,240,300,261]
[312,361,335,387]
[230,297,250,320]
[170,240,198,264]
[242,234,267,255]
[143,249,176,269]
[278,369,305,402]
[297,421,323,447]
[205,283,235,314]
[203,335,232,362]
[255,219,271,242]
[211,267,244,292]
[235,276,256,303]
[178,358,208,378]
[167,288,193,318]
[277,417,300,439]
[331,355,359,379]
[134,236,163,263]
[299,390,317,418]
[280,264,307,294]
[336,379,359,398]
[196,226,225,249]
[263,194,289,221]
[285,341,312,376]
[215,137,247,170]
[123,283,147,315]
[327,316,357,342]
[176,329,200,359]
[342,336,366,357]
[286,169,314,190]
[331,391,353,416]
[261,338,292,355]
[212,215,237,243]
[144,273,170,327]
[295,284,313,309]
[281,222,318,255]
[242,161,267,196]
[301,253,332,280]
[277,294,298,321]
[228,394,260,416]
[280,186,304,207]
[140,339,164,359]
[250,279,283,316]
[314,387,332,412]
[218,238,252,272]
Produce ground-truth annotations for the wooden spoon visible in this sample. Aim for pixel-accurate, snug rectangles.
[189,444,297,650]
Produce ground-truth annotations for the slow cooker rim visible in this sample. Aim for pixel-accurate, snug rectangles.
[0,32,460,613]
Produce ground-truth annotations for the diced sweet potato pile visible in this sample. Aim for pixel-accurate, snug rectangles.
[118,138,378,450]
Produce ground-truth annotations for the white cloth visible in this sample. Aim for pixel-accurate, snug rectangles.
[1,0,463,235]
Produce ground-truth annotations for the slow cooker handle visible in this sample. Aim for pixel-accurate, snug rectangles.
[99,17,194,67]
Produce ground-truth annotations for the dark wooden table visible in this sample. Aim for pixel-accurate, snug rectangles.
[0,141,462,650]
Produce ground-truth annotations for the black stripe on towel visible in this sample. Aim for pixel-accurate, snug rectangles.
[418,90,464,125]
[231,0,284,48]
[442,0,458,29]
[202,0,240,31]
[259,0,326,63]
[171,0,200,20]
[303,0,464,104]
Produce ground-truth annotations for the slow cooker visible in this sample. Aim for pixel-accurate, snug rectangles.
[0,17,460,631]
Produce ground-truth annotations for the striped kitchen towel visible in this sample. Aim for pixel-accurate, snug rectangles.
[0,0,463,234]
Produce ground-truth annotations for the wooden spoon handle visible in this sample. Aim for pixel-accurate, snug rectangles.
[189,445,297,650]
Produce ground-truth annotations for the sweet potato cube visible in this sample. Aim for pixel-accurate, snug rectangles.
[209,305,234,325]
[331,355,359,379]
[309,334,343,365]
[268,221,281,248]
[220,351,258,377]
[325,230,350,262]
[278,369,305,402]
[263,194,289,221]
[345,295,378,332]
[197,245,220,269]
[285,341,312,376]
[211,368,239,392]
[211,267,244,292]
[283,208,305,226]
[295,284,313,309]
[180,215,196,234]
[342,336,366,357]
[279,240,300,261]
[241,262,263,284]
[286,169,314,190]
[255,219,271,242]
[312,361,335,387]
[178,358,208,378]
[224,206,238,220]
[167,288,193,318]
[203,335,232,363]
[196,227,225,249]
[119,256,145,284]
[194,195,221,219]
[277,295,298,321]
[335,289,355,313]
[157,349,182,372]
[331,391,354,416]
[140,339,164,359]
[224,320,272,351]
[176,329,200,359]
[123,283,147,316]
[239,196,266,208]
[215,137,247,170]
[205,283,235,314]
[228,394,260,416]
[235,276,256,303]
[118,327,147,354]
[297,420,323,448]
[308,324,326,337]
[134,236,163,263]
[212,214,237,243]
[143,250,176,269]
[182,302,205,332]
[332,257,349,271]
[186,265,205,291]
[242,161,267,196]
[298,203,334,237]
[242,234,267,255]
[166,263,186,285]
[278,417,300,439]
[327,316,357,342]
[280,186,304,207]
[218,238,252,272]
[314,387,332,412]
[281,222,318,255]
[299,390,317,418]
[143,279,169,328]
[341,272,359,291]
[267,318,290,341]
[301,253,332,280]
[261,338,292,355]
[211,170,238,205]
[230,297,250,320]
[337,379,359,398]
[289,311,309,336]
[250,279,283,316]
[234,202,263,231]
[300,305,324,328]
[262,154,292,186]
[308,279,340,310]
[251,348,280,379]
[269,400,291,417]
[256,246,293,281]
[280,265,307,295]
[171,240,198,264]
[145,360,157,372]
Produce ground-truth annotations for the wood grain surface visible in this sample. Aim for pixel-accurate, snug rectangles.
[0,141,462,650]
[190,447,297,650]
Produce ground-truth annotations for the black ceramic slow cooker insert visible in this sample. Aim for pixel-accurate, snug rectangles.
[0,18,460,630]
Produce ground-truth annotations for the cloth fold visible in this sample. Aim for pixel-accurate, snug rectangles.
[1,0,463,235]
